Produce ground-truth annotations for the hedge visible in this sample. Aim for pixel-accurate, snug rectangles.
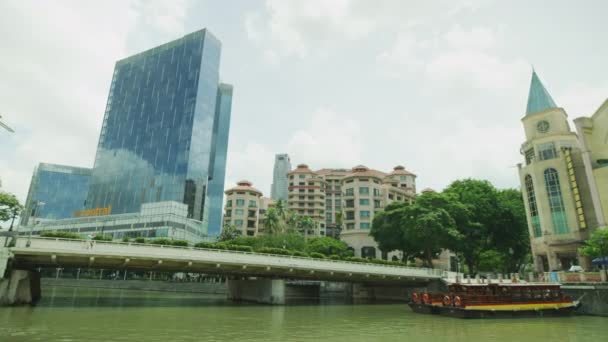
[328,255,342,260]
[134,237,146,244]
[194,242,217,249]
[225,245,254,252]
[170,240,189,247]
[292,251,309,257]
[92,234,113,241]
[256,247,293,255]
[309,252,326,259]
[41,231,83,240]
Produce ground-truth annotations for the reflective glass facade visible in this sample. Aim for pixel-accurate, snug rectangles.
[22,163,91,225]
[206,83,233,236]
[271,154,291,201]
[86,29,227,234]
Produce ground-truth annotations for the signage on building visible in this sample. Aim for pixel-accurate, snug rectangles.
[73,206,112,218]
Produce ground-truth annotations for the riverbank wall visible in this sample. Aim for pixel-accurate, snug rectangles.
[42,278,227,294]
[562,284,608,317]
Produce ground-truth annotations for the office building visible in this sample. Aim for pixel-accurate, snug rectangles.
[518,70,608,271]
[270,154,291,201]
[207,84,234,236]
[85,29,232,238]
[21,163,91,226]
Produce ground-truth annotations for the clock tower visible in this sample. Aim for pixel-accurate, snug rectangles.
[518,71,597,272]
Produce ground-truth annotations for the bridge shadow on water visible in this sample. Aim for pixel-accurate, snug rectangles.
[38,286,402,308]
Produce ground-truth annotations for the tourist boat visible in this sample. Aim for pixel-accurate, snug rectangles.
[409,282,580,319]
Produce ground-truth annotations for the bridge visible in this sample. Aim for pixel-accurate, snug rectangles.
[1,236,443,305]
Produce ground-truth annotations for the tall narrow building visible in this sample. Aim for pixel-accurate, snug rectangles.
[85,29,232,236]
[270,154,291,201]
[518,70,608,272]
[207,84,233,236]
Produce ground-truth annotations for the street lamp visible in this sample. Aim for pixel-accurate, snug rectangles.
[0,114,15,133]
[27,201,45,246]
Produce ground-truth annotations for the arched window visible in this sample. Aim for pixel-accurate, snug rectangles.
[544,168,569,234]
[361,246,377,259]
[525,175,542,237]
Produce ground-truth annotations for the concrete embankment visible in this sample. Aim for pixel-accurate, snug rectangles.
[563,284,608,317]
[42,278,227,294]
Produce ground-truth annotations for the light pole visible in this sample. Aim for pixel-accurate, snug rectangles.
[0,114,15,133]
[28,201,45,246]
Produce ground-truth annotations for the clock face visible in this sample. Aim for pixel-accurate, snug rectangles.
[537,120,550,133]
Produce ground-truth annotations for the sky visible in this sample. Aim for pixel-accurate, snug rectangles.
[1,0,608,207]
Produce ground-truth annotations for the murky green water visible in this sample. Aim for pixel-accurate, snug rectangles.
[0,286,605,341]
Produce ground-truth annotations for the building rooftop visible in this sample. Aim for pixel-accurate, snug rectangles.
[526,70,558,116]
[225,180,262,195]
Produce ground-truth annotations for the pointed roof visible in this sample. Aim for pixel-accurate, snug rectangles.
[526,70,557,115]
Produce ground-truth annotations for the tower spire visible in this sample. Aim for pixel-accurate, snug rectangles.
[526,70,557,115]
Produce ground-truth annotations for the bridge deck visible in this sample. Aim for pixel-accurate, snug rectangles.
[8,238,441,284]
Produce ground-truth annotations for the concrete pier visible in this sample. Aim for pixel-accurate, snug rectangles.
[227,278,286,304]
[0,270,41,305]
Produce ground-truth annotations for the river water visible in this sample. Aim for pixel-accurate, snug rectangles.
[0,286,605,341]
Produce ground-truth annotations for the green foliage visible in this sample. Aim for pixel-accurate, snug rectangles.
[477,250,506,272]
[305,237,350,256]
[226,233,306,252]
[256,247,293,255]
[134,237,146,244]
[225,244,254,252]
[41,231,83,240]
[309,252,326,259]
[292,251,309,257]
[442,179,529,274]
[328,255,342,260]
[92,234,113,241]
[194,241,217,249]
[371,192,459,267]
[170,240,189,247]
[218,223,241,241]
[122,236,130,242]
[149,238,172,245]
[0,191,23,229]
[580,229,608,259]
[369,178,530,274]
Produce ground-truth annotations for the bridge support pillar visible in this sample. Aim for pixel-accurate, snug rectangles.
[0,270,41,306]
[227,278,285,305]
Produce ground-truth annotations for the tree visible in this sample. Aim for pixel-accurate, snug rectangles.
[297,215,316,241]
[370,192,459,267]
[262,207,281,235]
[492,189,530,273]
[218,223,240,241]
[443,179,500,274]
[580,229,608,259]
[443,179,531,274]
[305,237,350,256]
[0,191,23,231]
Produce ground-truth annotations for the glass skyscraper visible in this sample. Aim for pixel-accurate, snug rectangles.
[270,154,291,201]
[206,84,233,236]
[86,29,232,235]
[21,163,91,225]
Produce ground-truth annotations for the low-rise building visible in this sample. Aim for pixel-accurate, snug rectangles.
[20,201,208,242]
[223,180,263,236]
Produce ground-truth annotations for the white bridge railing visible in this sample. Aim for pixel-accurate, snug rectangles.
[11,237,442,280]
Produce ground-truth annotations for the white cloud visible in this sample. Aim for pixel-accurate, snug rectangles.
[0,0,193,205]
[560,83,608,117]
[225,142,275,197]
[286,108,362,167]
[246,0,487,62]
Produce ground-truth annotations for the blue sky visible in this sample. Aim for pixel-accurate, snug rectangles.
[1,0,608,206]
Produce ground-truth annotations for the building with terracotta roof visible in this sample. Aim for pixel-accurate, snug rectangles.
[286,163,417,258]
[223,180,263,236]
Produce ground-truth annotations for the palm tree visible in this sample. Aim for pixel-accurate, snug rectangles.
[262,207,280,235]
[334,211,343,238]
[298,215,316,242]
